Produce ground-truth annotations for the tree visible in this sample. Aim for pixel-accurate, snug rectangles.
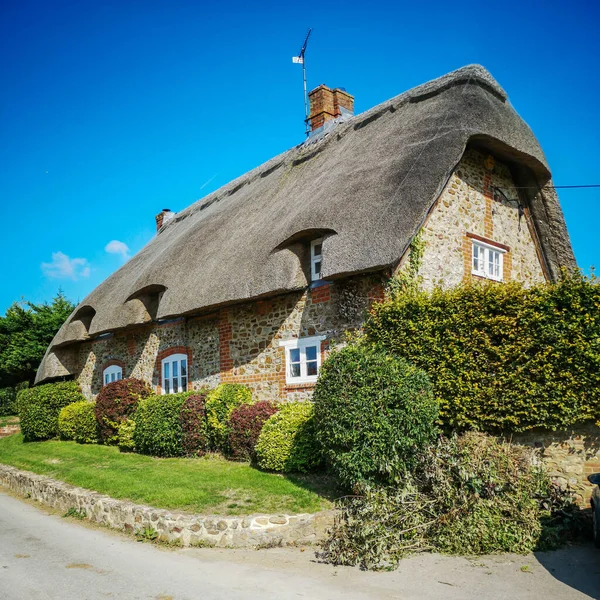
[0,291,75,387]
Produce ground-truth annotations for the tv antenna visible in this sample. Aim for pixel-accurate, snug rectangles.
[292,28,312,137]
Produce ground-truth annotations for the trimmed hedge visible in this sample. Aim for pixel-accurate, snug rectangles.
[255,402,321,473]
[205,384,253,451]
[95,378,152,444]
[58,401,98,444]
[227,401,279,462]
[134,392,195,457]
[180,393,209,456]
[1,382,28,416]
[366,274,600,433]
[313,344,437,490]
[17,381,85,441]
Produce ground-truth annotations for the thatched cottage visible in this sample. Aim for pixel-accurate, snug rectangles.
[36,65,575,400]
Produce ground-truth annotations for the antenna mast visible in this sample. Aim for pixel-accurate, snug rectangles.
[292,28,312,137]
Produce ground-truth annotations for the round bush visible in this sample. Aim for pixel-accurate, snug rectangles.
[180,393,209,456]
[18,381,85,441]
[227,401,279,462]
[95,378,152,444]
[134,392,194,457]
[313,344,438,490]
[58,401,98,444]
[255,402,320,473]
[205,384,253,451]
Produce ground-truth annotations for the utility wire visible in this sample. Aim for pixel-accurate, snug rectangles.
[515,184,600,190]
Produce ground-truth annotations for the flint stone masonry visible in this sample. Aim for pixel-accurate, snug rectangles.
[0,464,334,547]
[511,423,600,505]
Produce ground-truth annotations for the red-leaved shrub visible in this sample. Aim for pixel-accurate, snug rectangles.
[180,393,209,456]
[95,378,152,444]
[227,401,279,461]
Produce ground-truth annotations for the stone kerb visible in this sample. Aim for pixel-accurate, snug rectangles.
[0,464,333,547]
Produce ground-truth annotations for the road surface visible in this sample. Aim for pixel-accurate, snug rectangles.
[0,490,598,599]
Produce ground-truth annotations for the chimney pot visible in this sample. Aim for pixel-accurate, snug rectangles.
[155,208,174,232]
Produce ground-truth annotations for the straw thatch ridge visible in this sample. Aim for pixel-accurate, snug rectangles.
[36,64,575,383]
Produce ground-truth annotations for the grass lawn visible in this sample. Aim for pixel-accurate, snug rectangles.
[0,415,19,428]
[0,434,335,516]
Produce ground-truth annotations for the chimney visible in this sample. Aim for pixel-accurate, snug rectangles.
[308,85,354,132]
[155,208,174,232]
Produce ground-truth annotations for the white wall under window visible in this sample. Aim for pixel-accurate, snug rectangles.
[162,353,188,394]
[280,336,326,385]
[472,240,506,282]
[103,365,123,386]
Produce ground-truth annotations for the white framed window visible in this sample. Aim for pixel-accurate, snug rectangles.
[103,365,123,386]
[161,353,188,394]
[472,240,506,282]
[280,336,326,385]
[310,238,323,282]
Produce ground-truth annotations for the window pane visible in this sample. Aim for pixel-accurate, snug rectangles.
[164,379,170,394]
[290,363,301,378]
[290,348,301,363]
[117,371,122,380]
[305,346,317,361]
[312,243,322,257]
[104,374,109,385]
[164,362,170,379]
[306,361,318,376]
[181,377,187,391]
[111,373,116,382]
[181,359,187,376]
[313,261,321,275]
[172,360,179,377]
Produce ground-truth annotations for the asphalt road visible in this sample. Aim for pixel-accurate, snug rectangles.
[1,490,599,600]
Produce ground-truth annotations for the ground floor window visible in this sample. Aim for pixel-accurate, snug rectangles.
[162,353,188,394]
[472,239,506,281]
[280,336,325,385]
[103,365,123,385]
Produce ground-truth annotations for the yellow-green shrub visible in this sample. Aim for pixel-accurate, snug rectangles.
[255,402,321,473]
[366,273,600,432]
[58,401,98,444]
[205,384,253,451]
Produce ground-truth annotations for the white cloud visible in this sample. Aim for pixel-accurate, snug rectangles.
[105,239,130,259]
[41,251,91,280]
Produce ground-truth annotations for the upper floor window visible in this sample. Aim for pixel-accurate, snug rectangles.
[280,336,326,385]
[472,240,505,282]
[103,365,123,386]
[162,353,187,394]
[310,238,323,281]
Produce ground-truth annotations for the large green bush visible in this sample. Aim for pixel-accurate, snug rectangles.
[179,393,209,456]
[367,274,600,433]
[0,387,17,417]
[134,392,194,457]
[18,381,85,441]
[255,402,320,473]
[58,401,98,444]
[319,432,582,570]
[205,384,253,451]
[313,344,437,490]
[95,378,152,444]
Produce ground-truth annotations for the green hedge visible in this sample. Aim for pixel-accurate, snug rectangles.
[205,384,253,451]
[255,402,321,473]
[18,381,85,441]
[0,382,28,416]
[58,401,98,444]
[366,274,600,433]
[133,392,195,457]
[313,344,437,490]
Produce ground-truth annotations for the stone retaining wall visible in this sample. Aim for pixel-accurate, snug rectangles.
[0,426,19,439]
[511,423,600,505]
[0,464,333,547]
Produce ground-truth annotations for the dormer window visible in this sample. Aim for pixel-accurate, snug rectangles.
[103,365,123,385]
[310,238,323,282]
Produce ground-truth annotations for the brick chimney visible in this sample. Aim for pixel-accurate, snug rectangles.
[155,208,174,232]
[308,85,354,132]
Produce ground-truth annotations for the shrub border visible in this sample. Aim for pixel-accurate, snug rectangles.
[0,463,333,548]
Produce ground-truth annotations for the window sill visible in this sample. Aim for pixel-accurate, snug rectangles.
[471,271,504,283]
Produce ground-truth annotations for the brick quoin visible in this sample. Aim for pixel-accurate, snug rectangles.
[218,309,234,383]
[155,346,193,393]
[310,284,331,304]
[483,172,494,239]
[127,337,136,357]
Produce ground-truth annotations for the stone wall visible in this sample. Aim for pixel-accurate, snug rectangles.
[0,464,334,548]
[75,273,385,401]
[415,148,547,289]
[512,423,600,505]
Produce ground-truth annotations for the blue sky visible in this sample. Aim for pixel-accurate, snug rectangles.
[1,0,598,314]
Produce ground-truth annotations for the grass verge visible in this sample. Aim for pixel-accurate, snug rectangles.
[0,434,333,515]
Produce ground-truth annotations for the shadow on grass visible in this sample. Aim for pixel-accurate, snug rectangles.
[282,471,343,504]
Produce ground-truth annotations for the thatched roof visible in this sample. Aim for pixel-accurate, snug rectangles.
[36,64,575,382]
